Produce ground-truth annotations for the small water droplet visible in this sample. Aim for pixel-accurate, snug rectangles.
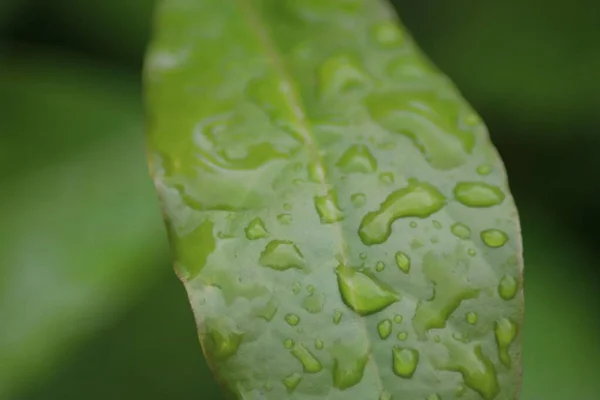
[379,172,395,185]
[392,347,419,378]
[397,332,408,341]
[285,313,300,326]
[466,312,478,325]
[336,144,377,173]
[467,248,476,257]
[314,190,344,224]
[451,222,471,240]
[375,261,386,272]
[430,236,439,244]
[333,310,343,324]
[264,381,273,392]
[315,339,324,350]
[351,193,367,208]
[336,264,399,316]
[277,213,292,225]
[394,314,403,324]
[434,335,441,343]
[259,240,305,271]
[481,229,508,248]
[495,318,518,368]
[359,252,368,260]
[284,338,295,349]
[291,344,323,373]
[282,373,302,392]
[205,325,243,360]
[371,21,404,47]
[292,281,302,295]
[307,285,315,294]
[454,182,505,208]
[359,180,446,245]
[256,298,278,321]
[477,164,492,176]
[283,203,292,211]
[395,251,411,273]
[433,220,442,229]
[377,319,393,340]
[319,55,368,97]
[245,217,269,240]
[409,221,418,228]
[379,391,393,400]
[302,293,325,314]
[498,275,518,300]
[411,238,425,250]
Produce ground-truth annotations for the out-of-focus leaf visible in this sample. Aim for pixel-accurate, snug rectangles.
[0,0,29,31]
[395,0,600,129]
[146,1,523,399]
[0,51,168,398]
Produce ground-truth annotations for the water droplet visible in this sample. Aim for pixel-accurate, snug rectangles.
[283,203,292,211]
[430,236,439,244]
[172,220,215,281]
[411,238,425,250]
[433,335,441,343]
[291,344,323,373]
[255,298,278,321]
[467,248,476,257]
[307,285,315,294]
[314,190,344,224]
[379,391,393,400]
[451,223,471,240]
[307,162,326,182]
[409,221,418,228]
[351,193,367,208]
[359,180,446,245]
[264,381,273,392]
[331,341,369,389]
[392,347,419,378]
[292,281,302,294]
[378,319,393,340]
[333,310,343,324]
[379,172,395,185]
[302,293,325,314]
[443,344,499,400]
[319,55,368,97]
[498,275,518,300]
[336,264,399,315]
[395,251,411,273]
[205,324,243,360]
[397,332,408,341]
[433,220,442,229]
[259,240,305,271]
[466,312,478,325]
[477,164,492,176]
[371,20,404,47]
[315,339,324,350]
[277,213,292,225]
[245,218,269,240]
[359,251,368,260]
[285,314,300,326]
[336,144,377,173]
[284,338,295,349]
[495,318,518,368]
[452,332,470,343]
[394,314,403,324]
[282,373,302,392]
[454,182,505,208]
[375,261,386,272]
[481,229,508,248]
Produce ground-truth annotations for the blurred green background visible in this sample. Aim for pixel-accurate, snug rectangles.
[1,1,599,399]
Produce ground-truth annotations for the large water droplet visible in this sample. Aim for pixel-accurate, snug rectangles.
[204,324,243,360]
[331,341,369,390]
[259,240,305,271]
[495,318,518,368]
[378,319,393,340]
[351,193,367,208]
[282,373,302,392]
[291,344,323,373]
[498,275,518,300]
[172,220,215,281]
[285,313,300,326]
[454,182,505,208]
[245,217,269,240]
[451,223,471,240]
[443,344,499,400]
[395,251,411,273]
[481,229,508,248]
[392,347,419,378]
[314,190,344,224]
[336,264,399,315]
[371,21,404,47]
[336,144,377,173]
[319,55,368,97]
[359,180,446,245]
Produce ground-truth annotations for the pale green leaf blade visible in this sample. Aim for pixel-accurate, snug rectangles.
[145,1,523,399]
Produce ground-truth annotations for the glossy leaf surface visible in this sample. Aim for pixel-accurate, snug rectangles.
[145,1,523,399]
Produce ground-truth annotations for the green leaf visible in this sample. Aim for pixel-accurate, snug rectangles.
[0,51,168,398]
[145,1,523,399]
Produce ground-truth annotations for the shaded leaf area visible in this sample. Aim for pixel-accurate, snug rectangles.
[0,51,168,398]
[146,1,523,399]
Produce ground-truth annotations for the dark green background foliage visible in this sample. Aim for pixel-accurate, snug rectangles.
[0,1,598,399]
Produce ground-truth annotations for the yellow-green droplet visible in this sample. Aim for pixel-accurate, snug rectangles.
[392,347,419,378]
[336,265,399,315]
[336,144,377,173]
[375,261,386,272]
[371,21,404,47]
[359,180,446,245]
[498,275,518,300]
[481,229,508,248]
[454,182,505,208]
[395,251,411,273]
[377,319,393,340]
[205,325,243,360]
[443,344,499,400]
[331,342,369,390]
[285,313,300,326]
[315,339,324,350]
[245,217,269,240]
[379,172,395,185]
[351,192,367,208]
[308,162,326,182]
[467,248,476,257]
[397,332,408,341]
[282,373,302,392]
[314,190,344,224]
[291,344,323,373]
[477,164,492,176]
[451,222,471,240]
[466,312,478,325]
[333,310,343,324]
[495,318,518,368]
[284,338,295,349]
[259,240,305,271]
[394,314,403,324]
